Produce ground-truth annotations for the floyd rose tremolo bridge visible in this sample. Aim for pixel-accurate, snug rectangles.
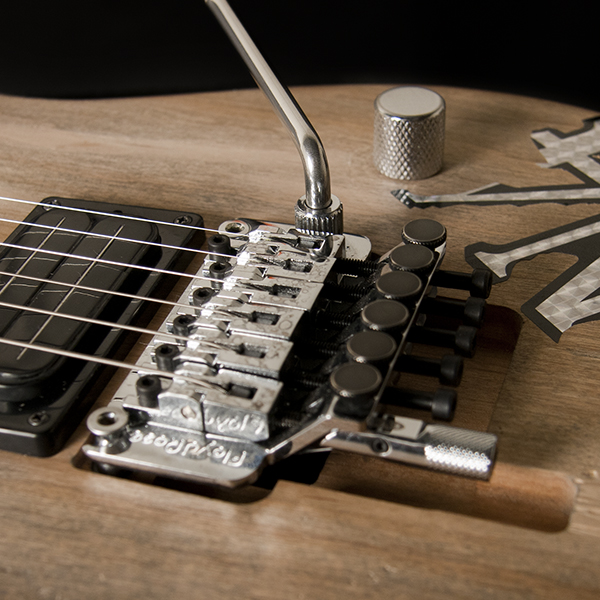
[82,0,497,488]
[83,216,497,487]
[0,0,498,492]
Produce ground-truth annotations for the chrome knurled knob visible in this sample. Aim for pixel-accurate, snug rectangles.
[295,194,344,235]
[373,86,445,180]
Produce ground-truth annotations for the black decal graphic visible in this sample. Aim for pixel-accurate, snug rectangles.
[394,117,600,208]
[465,213,600,341]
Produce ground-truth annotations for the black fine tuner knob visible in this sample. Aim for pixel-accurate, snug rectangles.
[207,234,234,262]
[389,244,435,273]
[346,330,397,364]
[382,387,457,421]
[408,324,477,357]
[420,295,486,327]
[402,219,447,247]
[375,271,423,301]
[361,299,410,333]
[398,354,464,386]
[330,362,383,399]
[431,268,492,299]
[136,375,162,408]
[330,362,383,420]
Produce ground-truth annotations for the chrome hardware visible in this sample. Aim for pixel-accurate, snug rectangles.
[84,218,497,488]
[204,0,343,234]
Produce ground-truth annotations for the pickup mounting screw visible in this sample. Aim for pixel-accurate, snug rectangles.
[28,411,51,427]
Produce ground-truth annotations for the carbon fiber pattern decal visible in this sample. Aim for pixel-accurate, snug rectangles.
[393,117,600,208]
[466,213,600,341]
[535,258,600,334]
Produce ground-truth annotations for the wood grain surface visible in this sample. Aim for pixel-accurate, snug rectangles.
[1,85,599,599]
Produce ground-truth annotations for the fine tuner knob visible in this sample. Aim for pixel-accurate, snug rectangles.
[343,331,463,387]
[330,362,383,419]
[205,0,343,235]
[402,218,447,247]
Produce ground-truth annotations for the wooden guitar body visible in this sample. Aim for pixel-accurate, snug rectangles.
[0,85,598,599]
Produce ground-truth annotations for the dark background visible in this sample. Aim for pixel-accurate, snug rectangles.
[2,1,598,110]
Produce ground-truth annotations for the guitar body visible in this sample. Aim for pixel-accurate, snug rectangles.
[0,85,599,598]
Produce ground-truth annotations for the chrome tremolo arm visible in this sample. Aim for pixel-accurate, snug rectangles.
[205,0,343,234]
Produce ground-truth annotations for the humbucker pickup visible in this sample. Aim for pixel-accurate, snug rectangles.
[83,217,497,488]
[0,197,204,456]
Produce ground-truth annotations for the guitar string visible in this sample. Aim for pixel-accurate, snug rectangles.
[0,218,231,322]
[0,239,249,284]
[0,196,328,289]
[0,212,335,415]
[0,213,324,266]
[0,223,303,354]
[0,198,312,350]
[0,219,214,312]
[0,195,248,238]
[0,215,311,313]
[0,232,320,296]
[0,268,201,312]
[0,214,278,306]
[0,196,318,252]
[0,298,257,355]
[0,215,234,262]
[16,223,128,360]
[0,335,227,393]
[0,233,305,379]
[11,217,69,275]
[0,267,307,315]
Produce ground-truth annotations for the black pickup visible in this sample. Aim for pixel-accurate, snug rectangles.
[0,197,204,456]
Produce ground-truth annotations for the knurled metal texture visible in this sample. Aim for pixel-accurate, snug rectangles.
[374,105,445,180]
[423,425,495,479]
[295,196,344,235]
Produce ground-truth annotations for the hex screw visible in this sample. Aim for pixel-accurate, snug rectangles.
[28,411,51,427]
[370,438,390,454]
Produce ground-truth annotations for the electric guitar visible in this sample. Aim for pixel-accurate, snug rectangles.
[1,2,599,598]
